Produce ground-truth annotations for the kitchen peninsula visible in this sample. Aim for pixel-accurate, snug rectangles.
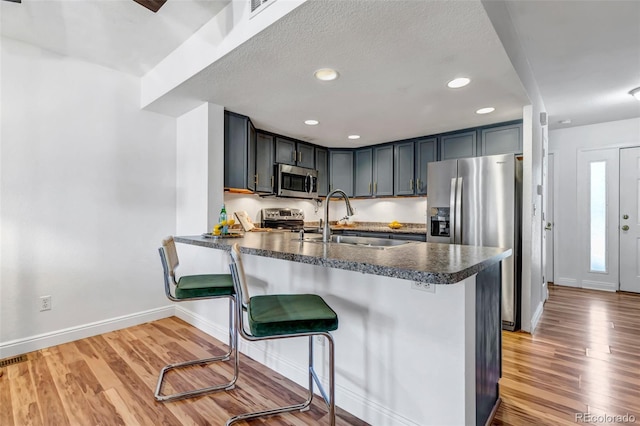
[175,232,511,425]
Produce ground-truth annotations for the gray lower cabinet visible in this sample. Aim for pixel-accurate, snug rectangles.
[275,137,315,169]
[255,132,274,193]
[329,150,354,196]
[414,138,437,195]
[394,142,415,195]
[354,148,373,196]
[316,147,329,197]
[480,123,523,156]
[439,130,477,160]
[224,111,256,191]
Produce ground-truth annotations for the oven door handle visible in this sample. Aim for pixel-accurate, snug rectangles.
[306,174,312,195]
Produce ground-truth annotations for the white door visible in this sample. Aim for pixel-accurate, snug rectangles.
[545,153,555,286]
[577,148,619,291]
[619,146,640,293]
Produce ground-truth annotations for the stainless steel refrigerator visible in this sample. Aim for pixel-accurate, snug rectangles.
[426,153,522,331]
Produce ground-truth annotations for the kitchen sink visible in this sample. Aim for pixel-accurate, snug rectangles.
[303,234,416,249]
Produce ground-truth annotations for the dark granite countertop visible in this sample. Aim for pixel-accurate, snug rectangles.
[174,232,511,285]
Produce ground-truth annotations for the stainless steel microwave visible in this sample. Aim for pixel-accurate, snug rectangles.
[276,164,318,199]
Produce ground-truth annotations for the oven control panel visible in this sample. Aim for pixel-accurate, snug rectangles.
[262,208,305,221]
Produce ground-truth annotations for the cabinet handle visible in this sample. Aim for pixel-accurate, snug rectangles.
[369,182,372,193]
[292,150,296,162]
[410,179,414,190]
[374,182,378,193]
[417,179,421,190]
[255,174,259,185]
[298,151,302,162]
[271,175,274,187]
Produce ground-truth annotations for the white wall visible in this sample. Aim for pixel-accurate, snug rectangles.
[0,38,177,357]
[224,193,427,226]
[549,118,640,289]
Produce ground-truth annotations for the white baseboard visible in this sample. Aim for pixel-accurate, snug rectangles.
[554,277,579,287]
[530,301,544,332]
[582,280,617,292]
[176,305,420,426]
[0,306,174,359]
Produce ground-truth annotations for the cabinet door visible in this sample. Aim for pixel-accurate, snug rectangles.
[316,147,329,196]
[247,120,256,192]
[354,148,373,197]
[255,132,274,193]
[329,151,354,197]
[414,138,437,195]
[439,131,477,160]
[275,137,296,165]
[394,142,415,195]
[480,123,522,156]
[297,142,315,169]
[224,112,249,189]
[373,145,393,196]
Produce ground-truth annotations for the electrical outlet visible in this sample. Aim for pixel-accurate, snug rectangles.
[411,281,436,293]
[40,295,52,311]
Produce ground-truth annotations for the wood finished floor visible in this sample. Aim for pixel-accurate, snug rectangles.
[1,284,639,425]
[494,284,640,425]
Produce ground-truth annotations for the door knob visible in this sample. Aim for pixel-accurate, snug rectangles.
[622,225,630,231]
[623,214,629,220]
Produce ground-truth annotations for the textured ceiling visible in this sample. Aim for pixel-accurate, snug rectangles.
[0,0,229,76]
[505,0,640,130]
[167,0,530,147]
[2,0,638,146]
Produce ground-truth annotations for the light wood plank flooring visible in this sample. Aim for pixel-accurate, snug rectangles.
[1,284,639,425]
[494,284,640,425]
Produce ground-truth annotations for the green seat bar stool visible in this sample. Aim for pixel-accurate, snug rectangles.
[155,236,239,402]
[227,243,338,426]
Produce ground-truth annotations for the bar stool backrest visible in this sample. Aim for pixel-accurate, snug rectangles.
[230,243,251,306]
[162,236,180,280]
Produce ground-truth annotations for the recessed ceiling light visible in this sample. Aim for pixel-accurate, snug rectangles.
[304,119,319,126]
[348,135,360,140]
[630,87,640,100]
[447,77,471,89]
[558,119,572,125]
[314,68,339,81]
[476,107,495,114]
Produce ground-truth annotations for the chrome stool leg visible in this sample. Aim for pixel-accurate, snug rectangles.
[155,297,239,402]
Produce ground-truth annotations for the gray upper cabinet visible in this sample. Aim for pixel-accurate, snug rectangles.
[275,137,315,169]
[355,146,393,197]
[394,142,415,196]
[480,123,523,156]
[354,148,373,197]
[439,131,477,160]
[224,111,256,191]
[255,132,275,193]
[315,147,329,197]
[329,150,354,197]
[373,145,393,196]
[297,143,315,169]
[414,138,437,195]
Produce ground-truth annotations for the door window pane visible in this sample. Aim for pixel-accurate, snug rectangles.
[590,161,606,272]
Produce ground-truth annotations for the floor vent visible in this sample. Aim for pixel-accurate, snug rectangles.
[0,354,28,368]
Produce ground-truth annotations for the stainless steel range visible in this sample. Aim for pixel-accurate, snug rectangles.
[261,208,305,231]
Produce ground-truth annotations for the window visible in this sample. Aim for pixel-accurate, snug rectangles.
[590,161,606,272]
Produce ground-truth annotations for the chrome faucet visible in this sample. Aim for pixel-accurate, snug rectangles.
[323,189,355,242]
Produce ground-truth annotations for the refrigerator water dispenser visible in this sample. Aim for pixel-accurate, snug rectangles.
[429,207,450,237]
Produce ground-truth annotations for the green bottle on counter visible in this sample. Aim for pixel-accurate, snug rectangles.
[219,204,228,234]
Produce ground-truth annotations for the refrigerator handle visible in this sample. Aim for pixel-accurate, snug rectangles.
[455,177,463,244]
[450,178,457,244]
